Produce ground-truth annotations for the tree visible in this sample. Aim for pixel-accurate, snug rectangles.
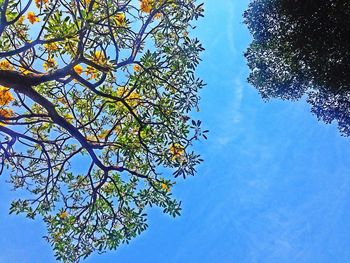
[244,0,350,135]
[0,0,205,261]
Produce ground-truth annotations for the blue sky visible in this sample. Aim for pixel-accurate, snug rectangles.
[2,0,350,262]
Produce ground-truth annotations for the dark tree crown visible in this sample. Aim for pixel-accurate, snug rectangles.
[244,0,350,135]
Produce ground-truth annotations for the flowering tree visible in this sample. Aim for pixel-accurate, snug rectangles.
[0,0,205,261]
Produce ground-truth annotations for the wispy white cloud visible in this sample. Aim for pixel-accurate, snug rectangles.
[226,1,238,56]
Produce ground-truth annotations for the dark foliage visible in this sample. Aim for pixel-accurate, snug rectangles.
[244,0,350,135]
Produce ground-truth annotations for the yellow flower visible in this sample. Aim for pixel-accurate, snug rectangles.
[95,51,102,59]
[133,64,141,72]
[43,57,56,71]
[63,113,74,123]
[114,13,126,26]
[140,0,153,13]
[27,12,40,24]
[19,66,31,75]
[91,50,107,67]
[44,42,58,52]
[169,143,185,160]
[84,0,98,9]
[93,51,105,64]
[59,211,68,219]
[117,87,140,107]
[73,64,83,74]
[84,0,97,7]
[0,60,13,70]
[0,86,14,106]
[17,16,25,24]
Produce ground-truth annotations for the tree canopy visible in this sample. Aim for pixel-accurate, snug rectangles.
[0,0,205,261]
[244,0,350,135]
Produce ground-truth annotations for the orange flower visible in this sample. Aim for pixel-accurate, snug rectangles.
[0,108,13,126]
[35,0,48,8]
[161,183,171,192]
[133,64,141,72]
[0,86,14,106]
[0,108,13,118]
[154,13,162,19]
[140,0,153,13]
[73,64,83,74]
[27,12,40,24]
